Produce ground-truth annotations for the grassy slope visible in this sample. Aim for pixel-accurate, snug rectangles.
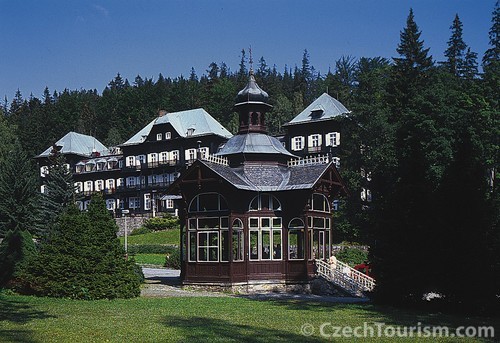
[119,229,180,246]
[131,254,166,266]
[0,294,498,342]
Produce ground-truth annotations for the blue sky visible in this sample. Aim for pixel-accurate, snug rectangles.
[0,1,495,101]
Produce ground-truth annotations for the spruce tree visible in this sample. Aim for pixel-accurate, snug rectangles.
[443,14,467,77]
[0,229,37,288]
[39,150,77,239]
[482,1,500,70]
[26,194,142,299]
[0,143,41,237]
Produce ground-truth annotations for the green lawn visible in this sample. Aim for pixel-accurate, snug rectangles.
[119,229,180,245]
[0,293,498,342]
[131,253,165,267]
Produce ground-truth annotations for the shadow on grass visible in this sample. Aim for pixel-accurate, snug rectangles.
[0,294,55,343]
[162,315,323,342]
[240,297,500,340]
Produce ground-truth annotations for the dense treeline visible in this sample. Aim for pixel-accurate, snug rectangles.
[0,5,498,311]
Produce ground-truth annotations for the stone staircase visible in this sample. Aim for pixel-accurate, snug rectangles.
[315,258,375,297]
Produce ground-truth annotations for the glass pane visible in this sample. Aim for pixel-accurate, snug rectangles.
[272,217,282,228]
[209,232,218,246]
[209,247,218,262]
[289,218,304,228]
[313,217,325,228]
[261,217,271,228]
[261,194,270,210]
[198,247,207,261]
[249,196,259,210]
[250,231,259,260]
[312,230,319,259]
[319,231,325,260]
[189,219,197,230]
[198,217,220,229]
[261,231,271,260]
[249,218,259,228]
[199,232,208,247]
[198,193,219,211]
[232,230,244,261]
[272,230,281,259]
[220,217,229,228]
[221,230,229,262]
[312,193,325,211]
[326,217,330,229]
[189,232,196,261]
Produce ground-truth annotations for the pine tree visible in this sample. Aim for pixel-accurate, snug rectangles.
[482,1,500,69]
[0,144,41,237]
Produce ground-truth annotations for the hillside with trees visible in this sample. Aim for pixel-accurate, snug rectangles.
[0,4,498,311]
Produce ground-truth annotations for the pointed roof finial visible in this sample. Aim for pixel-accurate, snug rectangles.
[249,45,253,74]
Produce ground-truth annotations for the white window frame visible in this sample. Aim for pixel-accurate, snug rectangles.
[248,217,282,261]
[95,180,104,192]
[165,132,171,140]
[156,133,162,141]
[291,136,305,151]
[185,148,197,161]
[326,132,341,147]
[144,193,151,211]
[126,156,135,167]
[308,134,322,148]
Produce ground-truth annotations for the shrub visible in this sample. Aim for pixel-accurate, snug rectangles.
[143,214,179,231]
[24,195,142,300]
[164,246,181,269]
[0,230,37,289]
[130,227,152,236]
[335,247,368,267]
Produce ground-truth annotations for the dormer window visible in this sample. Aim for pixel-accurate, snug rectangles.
[165,132,171,139]
[157,133,162,141]
[309,106,324,119]
[186,128,195,136]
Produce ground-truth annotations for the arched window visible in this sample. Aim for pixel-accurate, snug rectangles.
[189,193,228,212]
[311,193,330,212]
[288,218,305,260]
[249,193,281,211]
[232,219,244,261]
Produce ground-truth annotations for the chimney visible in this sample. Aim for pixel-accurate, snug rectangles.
[158,110,168,117]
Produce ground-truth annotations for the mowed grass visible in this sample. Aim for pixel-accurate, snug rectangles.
[119,229,180,245]
[131,253,165,266]
[0,294,498,342]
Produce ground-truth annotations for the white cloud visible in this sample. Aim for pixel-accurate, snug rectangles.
[92,4,109,17]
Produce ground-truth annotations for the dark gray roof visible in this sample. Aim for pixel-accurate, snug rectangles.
[216,133,295,158]
[235,72,271,108]
[199,159,331,191]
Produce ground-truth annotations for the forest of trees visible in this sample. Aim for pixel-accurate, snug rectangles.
[0,5,498,312]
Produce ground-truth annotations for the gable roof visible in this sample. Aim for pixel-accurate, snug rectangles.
[284,93,350,126]
[36,132,108,158]
[121,108,232,146]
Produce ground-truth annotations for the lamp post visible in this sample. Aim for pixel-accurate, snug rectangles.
[122,209,130,260]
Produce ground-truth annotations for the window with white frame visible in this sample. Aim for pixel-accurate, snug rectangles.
[144,193,151,210]
[170,150,179,163]
[199,147,209,159]
[106,199,116,210]
[291,136,305,151]
[311,193,330,212]
[156,133,162,141]
[129,197,140,209]
[126,177,136,188]
[308,134,322,148]
[165,199,174,209]
[40,184,47,194]
[137,155,146,165]
[189,193,228,212]
[40,165,49,177]
[185,148,197,161]
[249,193,281,211]
[75,182,83,193]
[332,157,341,168]
[288,218,305,260]
[149,153,158,164]
[308,216,331,260]
[126,156,135,167]
[326,132,341,147]
[187,217,229,262]
[249,217,282,261]
[232,218,244,261]
[117,178,124,187]
[106,179,115,190]
[160,151,168,163]
[84,181,93,192]
[165,132,171,139]
[95,180,104,191]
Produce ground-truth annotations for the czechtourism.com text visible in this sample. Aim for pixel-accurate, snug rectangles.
[300,322,495,339]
